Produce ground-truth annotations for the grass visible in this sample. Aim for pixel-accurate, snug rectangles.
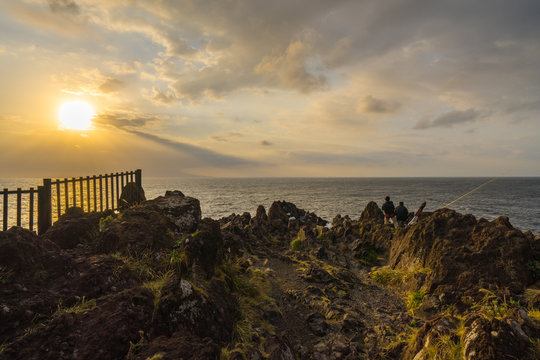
[407,290,426,310]
[422,334,463,360]
[369,266,430,287]
[290,228,306,251]
[219,257,277,357]
[471,288,517,320]
[55,296,97,316]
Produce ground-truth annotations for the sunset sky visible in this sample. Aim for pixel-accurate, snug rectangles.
[1,0,539,177]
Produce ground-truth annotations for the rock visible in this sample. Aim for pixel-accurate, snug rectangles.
[388,208,536,300]
[145,191,201,233]
[97,206,177,255]
[360,201,384,222]
[118,182,146,209]
[460,316,531,360]
[152,276,235,342]
[264,335,295,360]
[184,218,224,279]
[4,287,155,360]
[302,265,334,284]
[0,227,60,277]
[44,207,113,249]
[307,312,329,336]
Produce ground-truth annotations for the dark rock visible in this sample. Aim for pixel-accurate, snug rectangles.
[302,265,334,284]
[360,201,384,222]
[44,208,113,249]
[4,287,155,360]
[183,218,224,279]
[264,335,296,360]
[307,312,329,336]
[97,206,177,255]
[118,182,146,209]
[152,276,235,342]
[462,316,531,360]
[145,191,201,233]
[0,227,59,277]
[388,208,536,300]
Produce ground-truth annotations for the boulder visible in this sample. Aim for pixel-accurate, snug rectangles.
[388,208,536,301]
[118,182,146,209]
[360,201,384,222]
[145,191,201,233]
[183,218,224,279]
[43,207,114,249]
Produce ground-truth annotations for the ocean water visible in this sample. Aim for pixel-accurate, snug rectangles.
[143,177,540,235]
[1,177,539,235]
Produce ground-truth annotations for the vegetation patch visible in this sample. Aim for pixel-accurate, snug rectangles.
[407,290,426,310]
[471,288,518,320]
[370,266,430,287]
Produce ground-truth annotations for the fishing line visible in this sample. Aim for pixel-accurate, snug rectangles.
[442,177,499,209]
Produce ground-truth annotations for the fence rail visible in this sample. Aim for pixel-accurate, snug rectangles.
[1,169,141,234]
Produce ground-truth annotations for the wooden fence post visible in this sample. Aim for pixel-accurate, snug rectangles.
[38,179,52,235]
[135,169,142,188]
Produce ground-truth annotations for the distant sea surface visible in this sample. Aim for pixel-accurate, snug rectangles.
[1,177,539,235]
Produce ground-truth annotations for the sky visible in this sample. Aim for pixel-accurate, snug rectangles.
[1,0,539,178]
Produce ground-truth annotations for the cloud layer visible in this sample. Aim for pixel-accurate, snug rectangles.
[1,0,540,176]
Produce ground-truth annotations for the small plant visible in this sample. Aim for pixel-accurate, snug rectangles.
[407,290,426,310]
[99,215,116,232]
[370,266,430,287]
[471,288,517,319]
[422,334,462,360]
[290,238,303,251]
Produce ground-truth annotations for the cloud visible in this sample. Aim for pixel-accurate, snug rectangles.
[211,132,244,142]
[48,0,80,15]
[259,140,272,146]
[414,109,480,129]
[151,87,178,104]
[358,95,400,114]
[94,112,158,130]
[126,130,256,168]
[95,112,256,168]
[255,37,327,93]
[99,78,124,93]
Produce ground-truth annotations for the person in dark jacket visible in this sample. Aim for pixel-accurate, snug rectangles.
[381,196,395,224]
[395,201,409,227]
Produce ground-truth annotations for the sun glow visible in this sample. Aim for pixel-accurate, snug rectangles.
[59,101,94,130]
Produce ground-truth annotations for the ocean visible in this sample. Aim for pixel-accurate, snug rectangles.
[1,177,539,235]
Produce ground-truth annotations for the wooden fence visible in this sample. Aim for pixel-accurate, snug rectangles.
[1,169,141,235]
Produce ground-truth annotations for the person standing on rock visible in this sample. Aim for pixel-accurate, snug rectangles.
[395,201,409,227]
[382,196,395,225]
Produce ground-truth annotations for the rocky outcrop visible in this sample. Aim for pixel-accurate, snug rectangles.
[43,207,113,249]
[388,209,536,302]
[145,190,201,233]
[360,201,384,222]
[118,182,146,209]
[1,194,539,360]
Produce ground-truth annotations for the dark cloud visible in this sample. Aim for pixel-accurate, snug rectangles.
[94,113,157,129]
[94,112,256,168]
[126,130,256,168]
[359,96,400,114]
[48,0,80,15]
[99,78,124,93]
[414,109,479,129]
[152,87,178,104]
[211,132,243,142]
[259,140,272,146]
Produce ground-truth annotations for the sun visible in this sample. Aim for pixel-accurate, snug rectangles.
[59,101,94,130]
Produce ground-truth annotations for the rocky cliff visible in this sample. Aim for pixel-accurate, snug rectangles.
[1,191,539,359]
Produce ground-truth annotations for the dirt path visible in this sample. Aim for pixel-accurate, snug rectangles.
[252,245,412,359]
